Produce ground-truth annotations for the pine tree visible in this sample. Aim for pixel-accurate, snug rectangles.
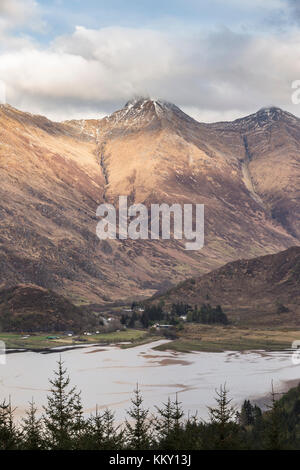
[80,406,124,450]
[21,399,44,450]
[238,399,254,427]
[263,383,287,450]
[249,404,264,448]
[171,393,184,445]
[101,408,124,450]
[125,384,152,449]
[155,397,175,444]
[177,414,202,450]
[79,406,104,450]
[72,390,85,445]
[43,357,84,449]
[0,398,19,450]
[155,395,184,449]
[208,384,240,449]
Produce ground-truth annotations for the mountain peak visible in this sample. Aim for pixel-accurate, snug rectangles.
[125,97,179,112]
[218,105,300,131]
[104,97,196,129]
[256,106,290,120]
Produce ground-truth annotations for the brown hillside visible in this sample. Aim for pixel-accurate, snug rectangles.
[0,284,97,332]
[0,100,299,303]
[150,247,300,326]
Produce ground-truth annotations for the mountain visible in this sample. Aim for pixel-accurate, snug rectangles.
[0,100,299,303]
[0,284,98,332]
[149,247,300,326]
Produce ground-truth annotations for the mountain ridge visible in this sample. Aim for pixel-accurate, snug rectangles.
[0,99,299,303]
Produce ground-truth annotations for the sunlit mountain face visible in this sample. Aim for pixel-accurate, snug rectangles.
[0,101,298,304]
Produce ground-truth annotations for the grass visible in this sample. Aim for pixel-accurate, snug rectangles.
[154,323,300,353]
[0,333,69,350]
[2,324,298,353]
[76,329,148,344]
[0,329,150,350]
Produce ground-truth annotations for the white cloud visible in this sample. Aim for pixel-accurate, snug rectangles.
[0,23,300,121]
[0,0,42,32]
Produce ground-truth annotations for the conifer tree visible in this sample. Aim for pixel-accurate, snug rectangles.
[101,408,124,450]
[79,406,104,450]
[238,399,254,427]
[208,384,240,449]
[80,406,124,450]
[155,395,184,449]
[155,397,175,444]
[171,393,184,446]
[72,391,85,445]
[182,414,202,449]
[43,357,84,449]
[125,384,152,449]
[21,399,44,450]
[0,398,19,450]
[264,383,287,450]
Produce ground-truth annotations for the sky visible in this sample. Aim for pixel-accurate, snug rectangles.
[0,0,300,121]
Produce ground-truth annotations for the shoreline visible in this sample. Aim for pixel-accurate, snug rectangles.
[247,378,300,412]
[0,329,154,352]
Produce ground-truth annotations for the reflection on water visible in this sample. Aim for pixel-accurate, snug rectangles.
[0,340,299,420]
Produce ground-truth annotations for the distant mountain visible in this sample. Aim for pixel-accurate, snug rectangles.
[0,100,299,303]
[149,247,300,326]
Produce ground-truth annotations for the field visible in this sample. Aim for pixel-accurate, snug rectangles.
[1,323,299,352]
[0,329,150,350]
[154,323,300,352]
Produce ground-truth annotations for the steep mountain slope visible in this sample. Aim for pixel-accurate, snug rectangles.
[211,107,300,239]
[0,104,107,302]
[150,247,300,326]
[0,100,299,303]
[85,99,299,283]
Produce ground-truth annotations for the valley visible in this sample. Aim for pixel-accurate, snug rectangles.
[0,100,299,355]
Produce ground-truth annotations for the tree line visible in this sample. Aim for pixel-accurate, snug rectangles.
[0,358,299,450]
[186,304,228,325]
[121,303,228,329]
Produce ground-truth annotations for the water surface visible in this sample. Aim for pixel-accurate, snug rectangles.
[1,340,299,420]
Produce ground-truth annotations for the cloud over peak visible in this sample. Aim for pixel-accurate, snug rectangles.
[0,1,299,122]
